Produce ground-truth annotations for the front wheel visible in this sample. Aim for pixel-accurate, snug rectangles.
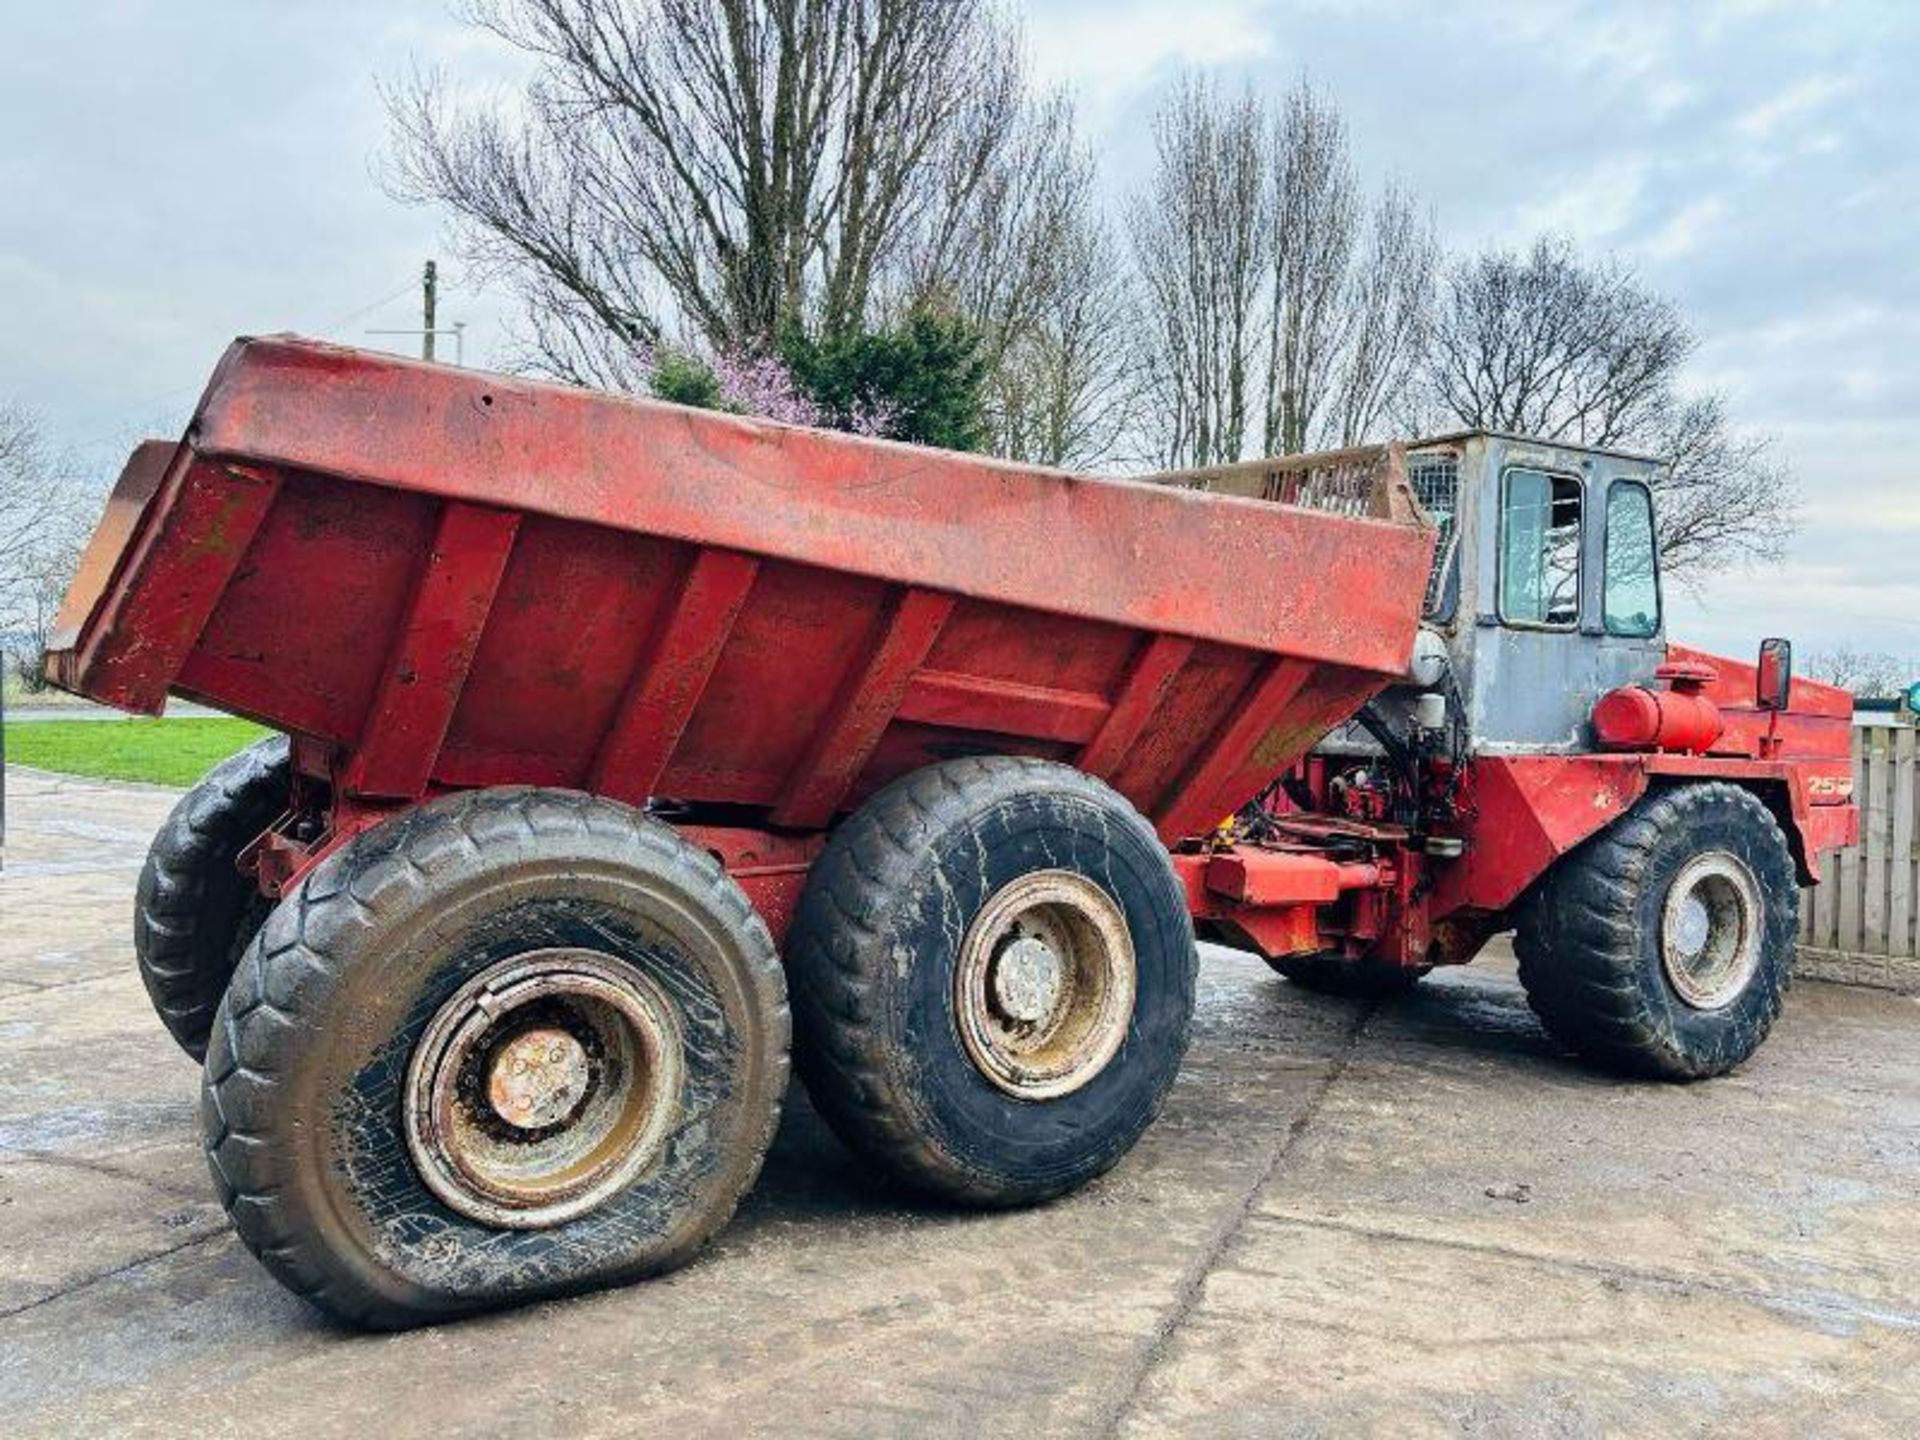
[1514,783,1798,1080]
[785,758,1197,1206]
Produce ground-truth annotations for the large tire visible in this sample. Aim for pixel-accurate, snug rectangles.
[1514,782,1797,1081]
[786,757,1197,1206]
[1268,952,1429,998]
[201,787,789,1328]
[134,736,290,1059]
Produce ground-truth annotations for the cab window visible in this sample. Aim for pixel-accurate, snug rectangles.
[1603,480,1660,637]
[1499,468,1581,627]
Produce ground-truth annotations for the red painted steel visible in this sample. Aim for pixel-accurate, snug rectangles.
[343,503,522,799]
[185,337,1429,668]
[1590,683,1724,754]
[1198,851,1382,907]
[1665,642,1854,769]
[1077,634,1195,779]
[589,548,761,806]
[50,338,1853,975]
[1431,755,1655,915]
[48,441,174,662]
[47,452,281,714]
[46,337,1433,879]
[773,588,957,827]
[897,670,1111,745]
[1405,643,1859,934]
[679,826,827,945]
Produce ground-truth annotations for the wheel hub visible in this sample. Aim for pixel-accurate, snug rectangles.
[404,949,684,1229]
[487,1026,592,1131]
[991,937,1065,1024]
[955,870,1136,1100]
[1660,851,1762,1011]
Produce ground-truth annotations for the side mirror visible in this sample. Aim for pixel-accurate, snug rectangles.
[1757,637,1792,711]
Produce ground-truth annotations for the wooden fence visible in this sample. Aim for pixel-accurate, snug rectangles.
[1799,719,1919,991]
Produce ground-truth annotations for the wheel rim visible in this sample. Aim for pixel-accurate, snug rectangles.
[954,870,1136,1100]
[404,948,684,1229]
[1660,851,1763,1011]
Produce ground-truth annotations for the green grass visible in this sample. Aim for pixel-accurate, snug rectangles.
[4,717,269,786]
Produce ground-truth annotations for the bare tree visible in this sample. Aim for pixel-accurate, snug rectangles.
[1261,79,1357,455]
[1424,235,1691,447]
[882,77,1063,376]
[986,211,1142,469]
[888,89,1141,469]
[1645,392,1795,574]
[2,407,64,617]
[1805,646,1919,699]
[386,0,1020,383]
[1422,235,1795,576]
[1130,76,1440,466]
[1325,181,1436,447]
[1,407,86,688]
[1420,234,1689,449]
[1128,78,1270,467]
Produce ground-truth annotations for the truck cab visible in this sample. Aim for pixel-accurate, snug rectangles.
[1246,427,1859,1078]
[1409,430,1668,753]
[1317,429,1855,819]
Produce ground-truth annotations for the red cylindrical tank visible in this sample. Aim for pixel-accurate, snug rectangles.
[1592,663,1725,754]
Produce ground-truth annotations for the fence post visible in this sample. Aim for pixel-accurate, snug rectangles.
[1799,718,1920,993]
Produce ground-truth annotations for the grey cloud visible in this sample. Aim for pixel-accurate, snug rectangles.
[2,0,1914,659]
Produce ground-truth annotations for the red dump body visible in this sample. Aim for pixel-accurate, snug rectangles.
[49,338,1434,916]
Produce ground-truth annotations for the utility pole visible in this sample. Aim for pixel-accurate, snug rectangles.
[422,260,438,363]
[369,261,463,362]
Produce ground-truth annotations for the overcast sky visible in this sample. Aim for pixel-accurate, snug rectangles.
[3,0,1915,663]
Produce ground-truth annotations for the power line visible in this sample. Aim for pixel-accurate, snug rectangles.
[315,276,422,339]
[63,272,430,453]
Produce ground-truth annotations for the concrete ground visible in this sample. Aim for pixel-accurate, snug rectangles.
[2,766,1917,1439]
[3,699,222,722]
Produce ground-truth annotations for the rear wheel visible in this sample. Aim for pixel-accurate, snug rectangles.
[1268,952,1429,998]
[785,757,1197,1206]
[201,787,789,1328]
[1514,783,1797,1080]
[134,736,290,1059]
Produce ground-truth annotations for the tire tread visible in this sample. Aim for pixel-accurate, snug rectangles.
[201,786,789,1328]
[134,737,290,1059]
[1513,782,1797,1081]
[787,756,1192,1206]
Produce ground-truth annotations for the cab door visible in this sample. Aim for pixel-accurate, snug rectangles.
[1466,439,1665,751]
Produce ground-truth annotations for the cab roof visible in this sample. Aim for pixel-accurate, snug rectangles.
[1409,428,1668,469]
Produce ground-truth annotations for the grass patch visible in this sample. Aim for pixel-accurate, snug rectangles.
[4,717,269,787]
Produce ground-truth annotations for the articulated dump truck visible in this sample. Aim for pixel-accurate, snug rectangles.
[46,338,1857,1326]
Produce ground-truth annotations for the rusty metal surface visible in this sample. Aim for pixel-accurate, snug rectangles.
[46,440,175,658]
[1139,441,1417,524]
[184,337,1433,666]
[47,455,281,714]
[402,948,685,1230]
[46,336,1433,855]
[952,869,1137,1100]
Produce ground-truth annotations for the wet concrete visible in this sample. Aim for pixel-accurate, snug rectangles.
[2,765,1916,1437]
[3,701,223,723]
